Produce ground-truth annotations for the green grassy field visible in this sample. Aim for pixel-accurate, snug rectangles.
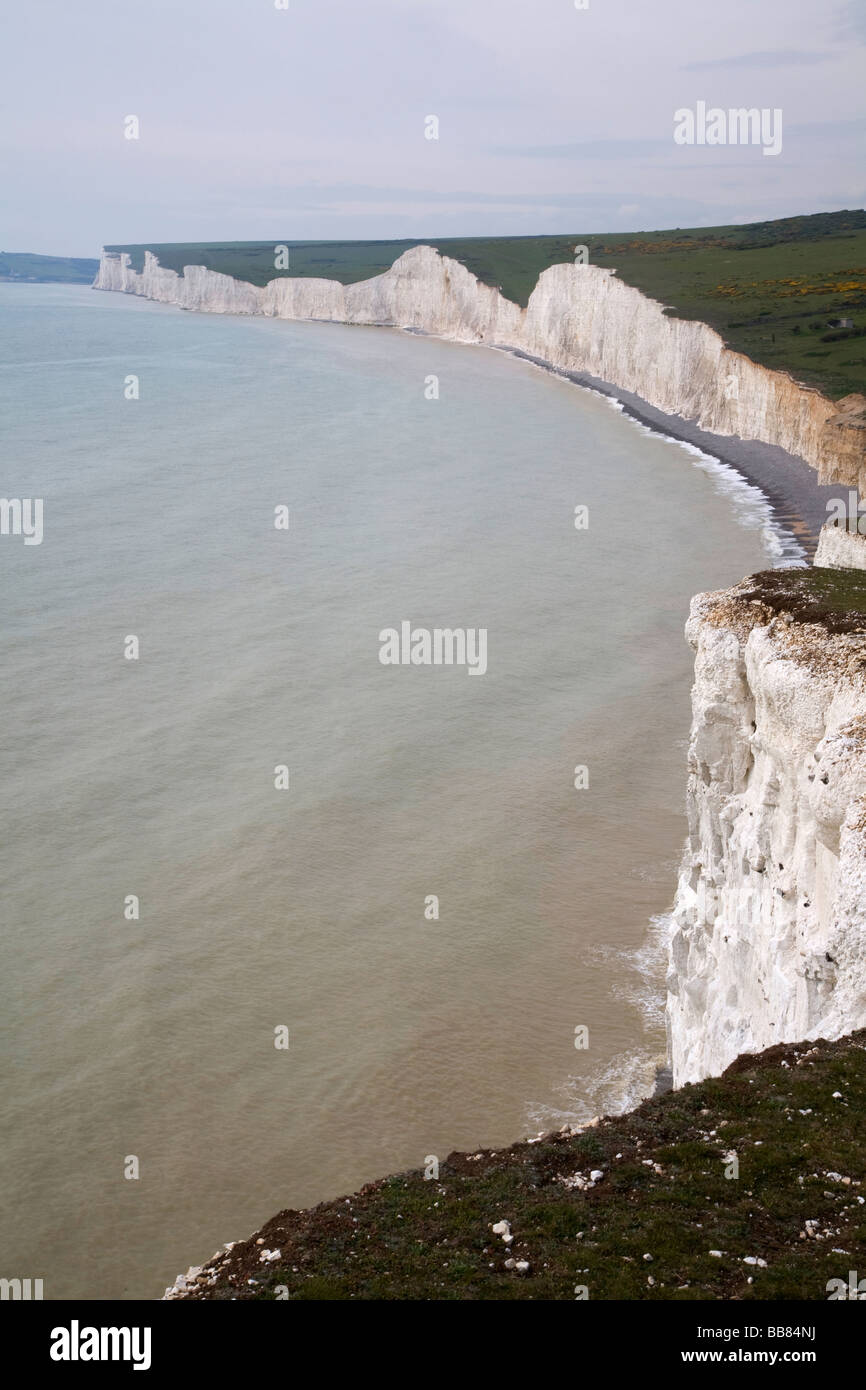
[172,1030,866,1301]
[107,210,866,400]
[0,251,99,284]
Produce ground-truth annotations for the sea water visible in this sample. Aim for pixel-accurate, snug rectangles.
[0,282,787,1297]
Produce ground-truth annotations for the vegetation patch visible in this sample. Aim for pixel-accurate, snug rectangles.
[735,568,866,632]
[168,1031,866,1301]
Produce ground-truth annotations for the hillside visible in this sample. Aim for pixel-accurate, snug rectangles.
[106,210,866,399]
[166,1030,866,1301]
[0,251,99,284]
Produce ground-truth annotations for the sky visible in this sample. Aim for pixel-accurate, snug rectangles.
[1,0,864,256]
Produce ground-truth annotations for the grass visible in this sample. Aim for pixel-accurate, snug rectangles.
[172,1031,866,1301]
[105,239,425,289]
[0,252,99,284]
[106,209,866,399]
[736,566,866,632]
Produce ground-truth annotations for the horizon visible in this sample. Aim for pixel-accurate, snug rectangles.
[8,203,866,263]
[2,0,864,257]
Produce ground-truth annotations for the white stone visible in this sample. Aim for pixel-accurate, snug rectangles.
[667,584,866,1086]
[815,524,866,571]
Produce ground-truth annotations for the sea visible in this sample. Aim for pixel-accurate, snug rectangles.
[0,281,799,1297]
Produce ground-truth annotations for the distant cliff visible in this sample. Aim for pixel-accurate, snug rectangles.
[93,246,865,493]
[2,251,99,284]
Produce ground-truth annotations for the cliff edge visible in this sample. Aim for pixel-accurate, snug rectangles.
[164,1030,866,1301]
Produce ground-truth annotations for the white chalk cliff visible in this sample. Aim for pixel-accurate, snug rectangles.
[667,578,866,1085]
[94,245,866,1090]
[815,522,866,570]
[94,246,862,487]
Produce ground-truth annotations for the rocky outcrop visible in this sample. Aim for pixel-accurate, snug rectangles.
[815,523,866,570]
[667,573,866,1085]
[818,395,866,495]
[93,247,861,487]
[92,246,523,340]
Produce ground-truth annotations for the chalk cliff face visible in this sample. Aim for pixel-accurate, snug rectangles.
[667,578,866,1086]
[817,395,866,495]
[93,246,523,340]
[94,247,860,486]
[815,522,866,570]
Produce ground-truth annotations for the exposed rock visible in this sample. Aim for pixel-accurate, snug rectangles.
[818,395,866,494]
[815,522,866,570]
[667,571,866,1085]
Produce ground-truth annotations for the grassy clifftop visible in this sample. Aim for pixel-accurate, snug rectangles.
[169,1031,866,1301]
[106,210,866,399]
[736,566,866,633]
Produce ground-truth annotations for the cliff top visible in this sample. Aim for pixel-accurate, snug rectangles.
[165,1031,866,1301]
[733,567,866,636]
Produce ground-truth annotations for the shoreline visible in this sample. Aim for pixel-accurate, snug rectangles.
[94,260,851,556]
[401,319,848,557]
[495,347,848,557]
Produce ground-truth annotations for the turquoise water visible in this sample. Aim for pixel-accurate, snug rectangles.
[0,283,780,1298]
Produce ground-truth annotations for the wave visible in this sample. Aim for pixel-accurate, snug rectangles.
[589,390,807,569]
[504,348,808,571]
[525,913,674,1133]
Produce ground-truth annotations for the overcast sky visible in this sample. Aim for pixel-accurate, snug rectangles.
[1,0,864,256]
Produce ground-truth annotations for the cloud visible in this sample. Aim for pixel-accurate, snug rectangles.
[220,182,702,213]
[490,139,672,160]
[787,116,866,138]
[682,49,833,70]
[836,1,866,44]
[2,0,861,253]
[220,182,673,208]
